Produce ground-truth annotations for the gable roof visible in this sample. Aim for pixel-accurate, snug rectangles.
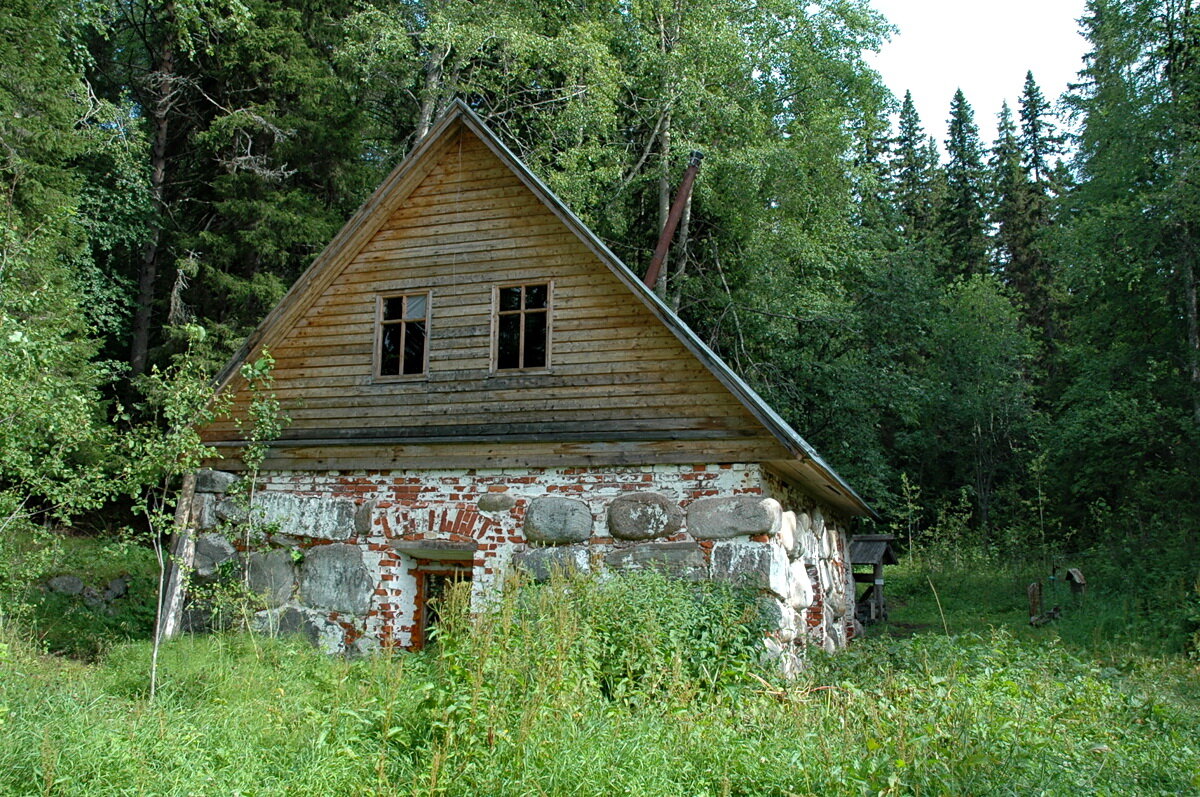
[213,99,877,520]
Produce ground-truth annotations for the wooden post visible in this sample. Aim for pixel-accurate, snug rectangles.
[158,472,197,640]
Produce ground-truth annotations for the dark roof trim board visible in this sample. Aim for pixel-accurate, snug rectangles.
[212,99,878,520]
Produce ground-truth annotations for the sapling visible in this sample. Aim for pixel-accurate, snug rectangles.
[119,324,229,699]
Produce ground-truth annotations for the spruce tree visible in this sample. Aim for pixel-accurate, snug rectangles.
[1018,71,1061,189]
[892,91,939,238]
[941,89,989,277]
[990,101,1053,341]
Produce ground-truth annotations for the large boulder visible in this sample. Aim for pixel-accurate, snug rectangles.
[524,496,592,545]
[47,575,84,595]
[298,544,373,616]
[607,492,682,541]
[192,493,218,530]
[758,597,799,642]
[478,492,516,513]
[194,533,237,578]
[778,511,797,558]
[194,469,239,494]
[250,493,367,541]
[788,560,815,610]
[603,541,706,579]
[513,544,589,581]
[253,606,346,654]
[686,496,781,540]
[246,549,297,608]
[709,541,789,598]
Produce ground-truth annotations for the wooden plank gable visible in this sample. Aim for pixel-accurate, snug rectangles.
[202,100,876,519]
[203,126,790,468]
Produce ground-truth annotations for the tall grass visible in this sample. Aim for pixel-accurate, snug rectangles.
[1,569,1197,795]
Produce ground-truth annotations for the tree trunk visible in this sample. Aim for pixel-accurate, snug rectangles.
[414,45,448,142]
[654,112,671,299]
[1182,229,1200,426]
[129,18,176,376]
[669,191,692,312]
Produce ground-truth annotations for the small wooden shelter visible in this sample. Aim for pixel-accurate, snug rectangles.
[850,534,896,624]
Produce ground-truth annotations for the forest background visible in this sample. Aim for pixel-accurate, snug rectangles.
[2,0,1198,599]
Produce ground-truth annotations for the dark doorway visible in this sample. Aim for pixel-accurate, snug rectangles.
[414,568,471,649]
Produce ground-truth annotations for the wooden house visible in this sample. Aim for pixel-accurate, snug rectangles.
[185,100,877,659]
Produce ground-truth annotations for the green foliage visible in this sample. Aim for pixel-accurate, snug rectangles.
[941,89,989,277]
[27,535,158,659]
[0,564,1198,794]
[435,571,765,714]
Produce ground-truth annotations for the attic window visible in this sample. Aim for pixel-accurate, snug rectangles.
[493,283,551,371]
[377,292,429,378]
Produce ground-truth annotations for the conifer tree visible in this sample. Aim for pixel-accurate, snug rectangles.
[941,89,989,277]
[892,91,939,238]
[990,101,1053,341]
[1018,71,1061,189]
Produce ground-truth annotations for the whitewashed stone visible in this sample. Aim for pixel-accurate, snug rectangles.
[299,544,373,616]
[710,541,789,598]
[686,496,782,539]
[778,511,797,558]
[524,496,592,545]
[604,541,706,579]
[354,501,375,535]
[758,597,797,641]
[761,636,803,678]
[826,590,848,620]
[513,544,589,581]
[818,524,834,559]
[822,525,840,562]
[194,533,237,577]
[252,492,358,541]
[788,560,815,609]
[794,521,819,562]
[352,634,382,657]
[607,492,682,540]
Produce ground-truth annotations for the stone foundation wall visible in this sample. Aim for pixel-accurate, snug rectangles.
[187,464,858,662]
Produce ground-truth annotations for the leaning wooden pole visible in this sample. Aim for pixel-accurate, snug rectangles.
[158,471,197,641]
[644,151,704,294]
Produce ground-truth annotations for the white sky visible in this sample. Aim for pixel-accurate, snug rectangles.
[866,0,1090,143]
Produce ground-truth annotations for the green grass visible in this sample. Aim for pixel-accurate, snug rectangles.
[0,562,1197,796]
[22,533,159,659]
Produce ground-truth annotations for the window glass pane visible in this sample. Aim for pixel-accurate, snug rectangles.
[380,324,402,375]
[383,296,405,321]
[524,311,547,368]
[499,286,521,311]
[525,284,547,309]
[403,321,426,375]
[497,314,521,369]
[405,294,427,319]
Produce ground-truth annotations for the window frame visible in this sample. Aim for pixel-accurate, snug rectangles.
[490,281,554,374]
[374,291,431,381]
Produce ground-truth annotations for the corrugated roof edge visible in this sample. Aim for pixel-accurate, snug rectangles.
[450,100,878,520]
